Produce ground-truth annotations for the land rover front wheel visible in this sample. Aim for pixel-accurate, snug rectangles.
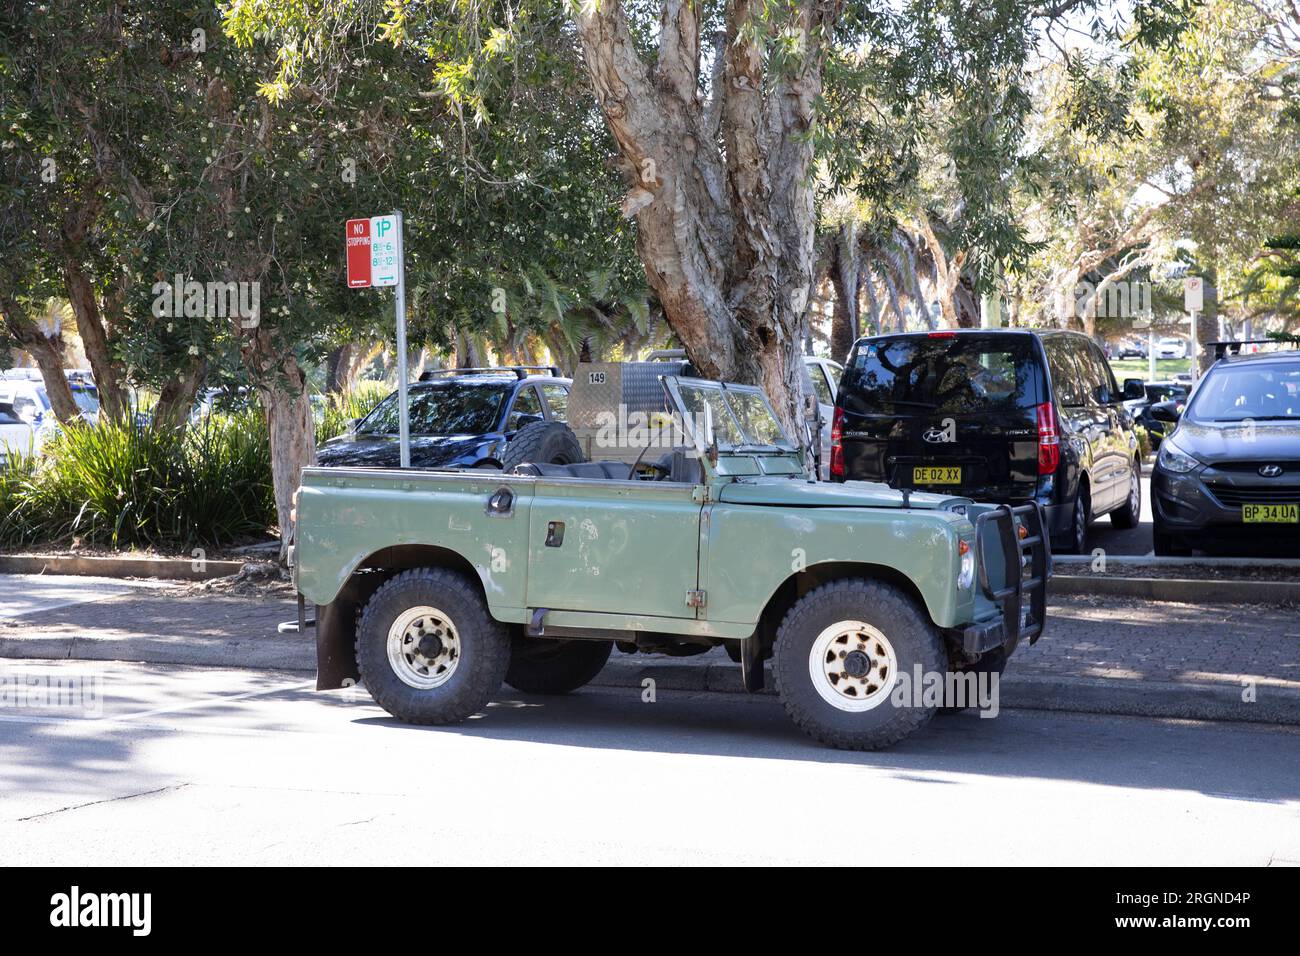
[356,568,511,724]
[772,579,947,751]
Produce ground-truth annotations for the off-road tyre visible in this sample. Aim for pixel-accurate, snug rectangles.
[772,579,947,751]
[505,637,613,694]
[356,567,510,724]
[501,420,584,470]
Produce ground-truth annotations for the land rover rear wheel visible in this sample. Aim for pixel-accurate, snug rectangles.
[505,637,613,694]
[772,579,947,750]
[356,568,511,724]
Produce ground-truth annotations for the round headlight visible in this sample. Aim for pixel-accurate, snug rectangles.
[957,539,975,590]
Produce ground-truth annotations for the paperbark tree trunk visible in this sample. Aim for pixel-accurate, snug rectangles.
[325,344,353,393]
[572,0,839,441]
[153,358,207,427]
[245,341,316,562]
[828,223,860,363]
[915,211,967,330]
[0,296,82,423]
[61,259,127,420]
[1197,269,1219,375]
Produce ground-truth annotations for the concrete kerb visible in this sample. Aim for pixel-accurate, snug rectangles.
[0,554,246,581]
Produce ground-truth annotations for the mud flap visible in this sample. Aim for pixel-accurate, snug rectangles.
[314,572,386,690]
[740,632,764,693]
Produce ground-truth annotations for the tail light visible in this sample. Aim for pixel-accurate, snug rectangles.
[829,406,845,479]
[1036,402,1060,475]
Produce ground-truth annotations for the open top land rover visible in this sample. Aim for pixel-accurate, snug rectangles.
[290,363,1050,750]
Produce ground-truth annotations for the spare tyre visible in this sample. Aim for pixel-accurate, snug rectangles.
[500,420,584,470]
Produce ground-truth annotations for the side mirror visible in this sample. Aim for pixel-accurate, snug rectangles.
[345,417,360,433]
[1150,400,1182,424]
[1122,378,1145,401]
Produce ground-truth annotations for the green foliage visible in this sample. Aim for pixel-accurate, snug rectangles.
[1132,423,1153,459]
[0,412,275,550]
[315,381,390,442]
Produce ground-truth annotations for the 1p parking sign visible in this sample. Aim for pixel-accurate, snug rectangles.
[369,215,400,287]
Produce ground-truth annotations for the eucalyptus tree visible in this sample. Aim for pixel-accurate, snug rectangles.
[1016,0,1299,359]
[229,0,1202,434]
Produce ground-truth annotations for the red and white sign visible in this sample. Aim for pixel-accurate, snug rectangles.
[346,218,372,288]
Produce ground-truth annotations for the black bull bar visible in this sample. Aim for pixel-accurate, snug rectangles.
[968,502,1052,656]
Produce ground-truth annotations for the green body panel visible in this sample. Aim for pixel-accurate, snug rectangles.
[702,493,974,629]
[295,462,986,636]
[524,479,702,617]
[295,468,536,609]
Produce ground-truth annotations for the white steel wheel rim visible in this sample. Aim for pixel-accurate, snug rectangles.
[808,620,898,712]
[387,606,460,689]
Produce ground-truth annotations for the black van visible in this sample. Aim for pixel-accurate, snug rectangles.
[830,329,1143,552]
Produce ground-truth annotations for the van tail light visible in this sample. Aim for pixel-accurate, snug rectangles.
[829,406,845,479]
[1036,402,1060,475]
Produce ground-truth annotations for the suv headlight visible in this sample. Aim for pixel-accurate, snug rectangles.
[1156,435,1200,475]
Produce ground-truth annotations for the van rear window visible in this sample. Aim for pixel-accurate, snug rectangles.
[843,335,1039,416]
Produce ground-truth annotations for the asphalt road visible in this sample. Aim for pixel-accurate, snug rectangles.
[1083,475,1155,557]
[2,659,1297,865]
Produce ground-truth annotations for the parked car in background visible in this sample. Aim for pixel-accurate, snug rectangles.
[1122,380,1189,451]
[316,367,572,470]
[1151,345,1300,555]
[805,356,843,479]
[1116,339,1148,359]
[191,385,254,422]
[0,368,100,429]
[1154,336,1189,359]
[831,329,1142,553]
[0,390,39,462]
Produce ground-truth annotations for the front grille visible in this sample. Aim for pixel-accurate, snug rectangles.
[1208,461,1300,474]
[1207,484,1300,506]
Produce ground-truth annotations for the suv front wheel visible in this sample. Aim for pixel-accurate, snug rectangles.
[772,579,946,751]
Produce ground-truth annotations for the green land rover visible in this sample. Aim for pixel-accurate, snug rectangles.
[290,364,1050,750]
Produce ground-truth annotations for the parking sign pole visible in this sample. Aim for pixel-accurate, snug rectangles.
[394,210,410,468]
